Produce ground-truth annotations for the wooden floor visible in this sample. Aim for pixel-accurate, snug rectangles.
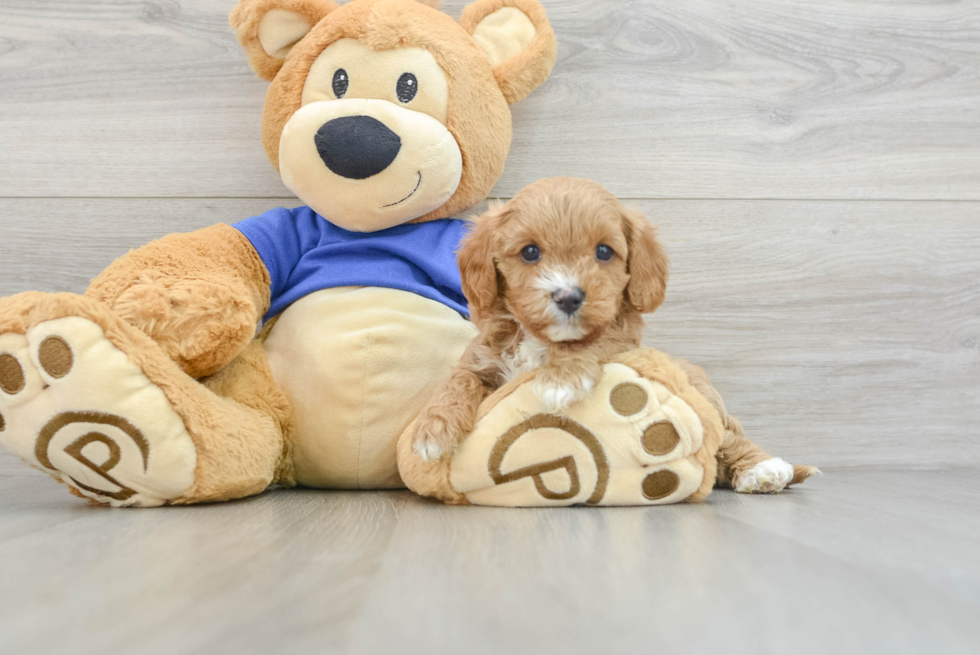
[1,1,979,652]
[0,465,977,654]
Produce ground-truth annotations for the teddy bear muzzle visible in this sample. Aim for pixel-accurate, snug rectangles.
[278,98,463,233]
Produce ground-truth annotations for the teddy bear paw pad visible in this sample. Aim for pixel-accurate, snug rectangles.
[0,318,196,507]
[449,362,711,507]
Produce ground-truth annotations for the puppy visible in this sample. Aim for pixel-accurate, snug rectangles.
[411,176,663,461]
[411,177,818,493]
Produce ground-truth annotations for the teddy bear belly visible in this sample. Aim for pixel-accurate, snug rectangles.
[263,286,477,489]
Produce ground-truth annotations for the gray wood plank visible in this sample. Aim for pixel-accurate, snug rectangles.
[0,198,977,469]
[1,1,978,199]
[645,199,980,469]
[0,198,288,295]
[0,469,977,655]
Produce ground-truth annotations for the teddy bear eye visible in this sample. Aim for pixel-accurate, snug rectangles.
[332,69,348,99]
[520,244,541,263]
[396,72,418,103]
[595,244,614,261]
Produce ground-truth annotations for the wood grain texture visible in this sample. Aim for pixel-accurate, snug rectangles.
[0,469,977,655]
[644,199,980,469]
[1,0,978,199]
[0,197,977,469]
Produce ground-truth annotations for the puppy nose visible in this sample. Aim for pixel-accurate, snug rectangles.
[314,116,401,179]
[552,287,585,315]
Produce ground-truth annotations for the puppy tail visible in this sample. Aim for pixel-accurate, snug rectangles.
[791,465,822,486]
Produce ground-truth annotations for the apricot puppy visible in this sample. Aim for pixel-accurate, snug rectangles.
[412,176,667,462]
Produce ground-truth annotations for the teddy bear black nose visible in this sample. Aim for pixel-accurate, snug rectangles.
[552,287,585,315]
[314,116,401,180]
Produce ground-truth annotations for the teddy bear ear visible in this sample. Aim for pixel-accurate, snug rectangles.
[459,0,558,105]
[230,0,339,81]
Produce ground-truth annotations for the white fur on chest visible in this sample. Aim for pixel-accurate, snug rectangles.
[500,334,548,382]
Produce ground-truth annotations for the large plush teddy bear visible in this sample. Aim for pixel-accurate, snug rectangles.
[0,0,558,506]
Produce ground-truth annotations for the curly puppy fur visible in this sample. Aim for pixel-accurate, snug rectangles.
[410,177,819,491]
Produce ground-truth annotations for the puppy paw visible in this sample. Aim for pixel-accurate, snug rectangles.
[533,375,596,414]
[412,415,458,463]
[734,457,796,493]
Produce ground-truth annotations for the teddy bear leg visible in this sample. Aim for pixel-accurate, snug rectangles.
[0,291,286,506]
[677,360,820,493]
[85,224,271,379]
[401,349,727,507]
[194,338,294,500]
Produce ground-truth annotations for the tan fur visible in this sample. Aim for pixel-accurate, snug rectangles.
[395,415,468,504]
[459,0,558,105]
[410,177,669,459]
[0,292,291,504]
[200,339,296,491]
[234,0,556,222]
[621,207,669,313]
[230,0,340,81]
[86,224,270,379]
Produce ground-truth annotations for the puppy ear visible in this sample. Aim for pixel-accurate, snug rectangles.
[459,0,558,105]
[458,204,508,322]
[622,207,670,314]
[230,0,338,81]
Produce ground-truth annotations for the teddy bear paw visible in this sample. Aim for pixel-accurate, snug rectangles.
[0,316,197,507]
[447,362,714,506]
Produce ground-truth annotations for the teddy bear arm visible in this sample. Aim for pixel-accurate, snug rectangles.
[85,224,272,379]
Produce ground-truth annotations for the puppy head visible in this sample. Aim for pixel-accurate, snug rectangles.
[459,177,669,343]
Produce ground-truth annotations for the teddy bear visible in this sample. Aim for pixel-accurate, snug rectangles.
[0,0,559,506]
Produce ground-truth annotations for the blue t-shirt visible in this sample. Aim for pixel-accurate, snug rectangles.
[233,206,469,321]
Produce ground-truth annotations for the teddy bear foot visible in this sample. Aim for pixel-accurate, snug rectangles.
[0,293,197,507]
[398,351,725,507]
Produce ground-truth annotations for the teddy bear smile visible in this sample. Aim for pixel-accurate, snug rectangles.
[382,171,422,208]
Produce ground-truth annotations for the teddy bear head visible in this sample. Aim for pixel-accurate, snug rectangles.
[230,0,556,232]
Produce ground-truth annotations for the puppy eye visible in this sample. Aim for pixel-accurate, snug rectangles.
[332,69,349,99]
[520,244,541,263]
[396,72,418,103]
[595,244,615,261]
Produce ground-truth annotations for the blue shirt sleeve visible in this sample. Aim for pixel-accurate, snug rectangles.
[232,206,322,302]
